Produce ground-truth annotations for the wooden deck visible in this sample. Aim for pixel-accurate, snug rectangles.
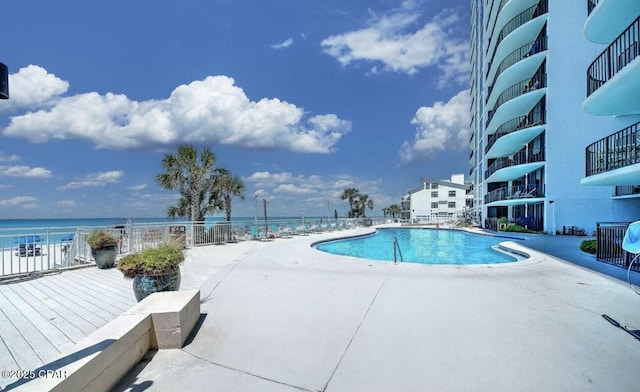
[0,242,256,389]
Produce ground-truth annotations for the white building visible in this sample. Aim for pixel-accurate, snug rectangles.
[469,0,640,234]
[401,174,471,223]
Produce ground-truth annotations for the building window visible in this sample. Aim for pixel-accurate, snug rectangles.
[431,183,439,189]
[448,202,456,208]
[448,190,456,197]
[431,191,438,198]
[431,202,438,209]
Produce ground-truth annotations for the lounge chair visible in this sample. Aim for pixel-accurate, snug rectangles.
[249,226,270,241]
[278,225,294,238]
[15,244,41,257]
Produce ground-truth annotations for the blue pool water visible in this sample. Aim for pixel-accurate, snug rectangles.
[314,228,520,265]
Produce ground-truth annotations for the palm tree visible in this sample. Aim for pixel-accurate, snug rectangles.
[340,188,360,218]
[358,194,373,218]
[219,172,245,222]
[156,144,225,222]
[388,204,402,219]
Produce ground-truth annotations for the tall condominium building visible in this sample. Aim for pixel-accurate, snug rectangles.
[469,0,640,234]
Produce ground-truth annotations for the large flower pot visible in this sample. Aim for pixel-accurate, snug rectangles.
[92,245,117,269]
[132,269,181,302]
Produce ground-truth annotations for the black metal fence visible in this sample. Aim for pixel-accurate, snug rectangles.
[587,16,640,97]
[585,120,640,176]
[487,73,547,128]
[596,222,640,271]
[484,184,545,204]
[485,148,545,180]
[486,103,545,154]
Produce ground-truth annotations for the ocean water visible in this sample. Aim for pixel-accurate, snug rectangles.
[0,216,328,247]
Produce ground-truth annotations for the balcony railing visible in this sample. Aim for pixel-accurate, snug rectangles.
[487,36,548,100]
[587,16,640,97]
[486,73,547,128]
[587,0,599,16]
[614,185,640,197]
[485,0,511,57]
[486,104,545,153]
[585,120,640,176]
[486,0,548,79]
[485,148,545,180]
[484,184,545,204]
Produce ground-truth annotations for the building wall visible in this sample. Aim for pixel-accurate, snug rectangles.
[408,182,467,223]
[543,0,615,233]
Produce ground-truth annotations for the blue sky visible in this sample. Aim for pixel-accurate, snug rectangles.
[0,0,471,219]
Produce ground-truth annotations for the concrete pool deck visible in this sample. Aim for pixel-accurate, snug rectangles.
[111,225,640,392]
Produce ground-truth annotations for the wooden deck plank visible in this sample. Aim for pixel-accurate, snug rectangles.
[3,289,71,354]
[42,274,128,320]
[32,278,113,327]
[55,269,134,312]
[0,289,61,364]
[8,283,85,342]
[0,286,71,353]
[0,307,44,369]
[20,281,97,335]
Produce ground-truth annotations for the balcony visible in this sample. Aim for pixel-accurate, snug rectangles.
[487,36,547,103]
[485,105,545,158]
[484,184,545,204]
[486,73,546,131]
[486,0,548,82]
[485,148,545,182]
[614,185,640,197]
[584,16,640,116]
[581,120,640,186]
[585,0,640,44]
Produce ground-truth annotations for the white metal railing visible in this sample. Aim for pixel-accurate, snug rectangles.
[0,218,394,277]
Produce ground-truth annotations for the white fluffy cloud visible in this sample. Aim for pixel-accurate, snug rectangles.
[321,2,469,85]
[0,165,52,178]
[58,170,124,190]
[399,89,471,164]
[1,65,69,112]
[0,196,38,208]
[1,69,351,153]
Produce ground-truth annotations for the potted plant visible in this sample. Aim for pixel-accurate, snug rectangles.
[86,230,119,269]
[117,244,184,302]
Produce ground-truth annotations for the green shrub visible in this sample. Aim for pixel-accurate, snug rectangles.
[502,224,533,233]
[580,239,597,254]
[87,230,118,250]
[117,245,184,279]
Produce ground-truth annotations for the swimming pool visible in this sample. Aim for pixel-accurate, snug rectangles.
[314,228,521,265]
